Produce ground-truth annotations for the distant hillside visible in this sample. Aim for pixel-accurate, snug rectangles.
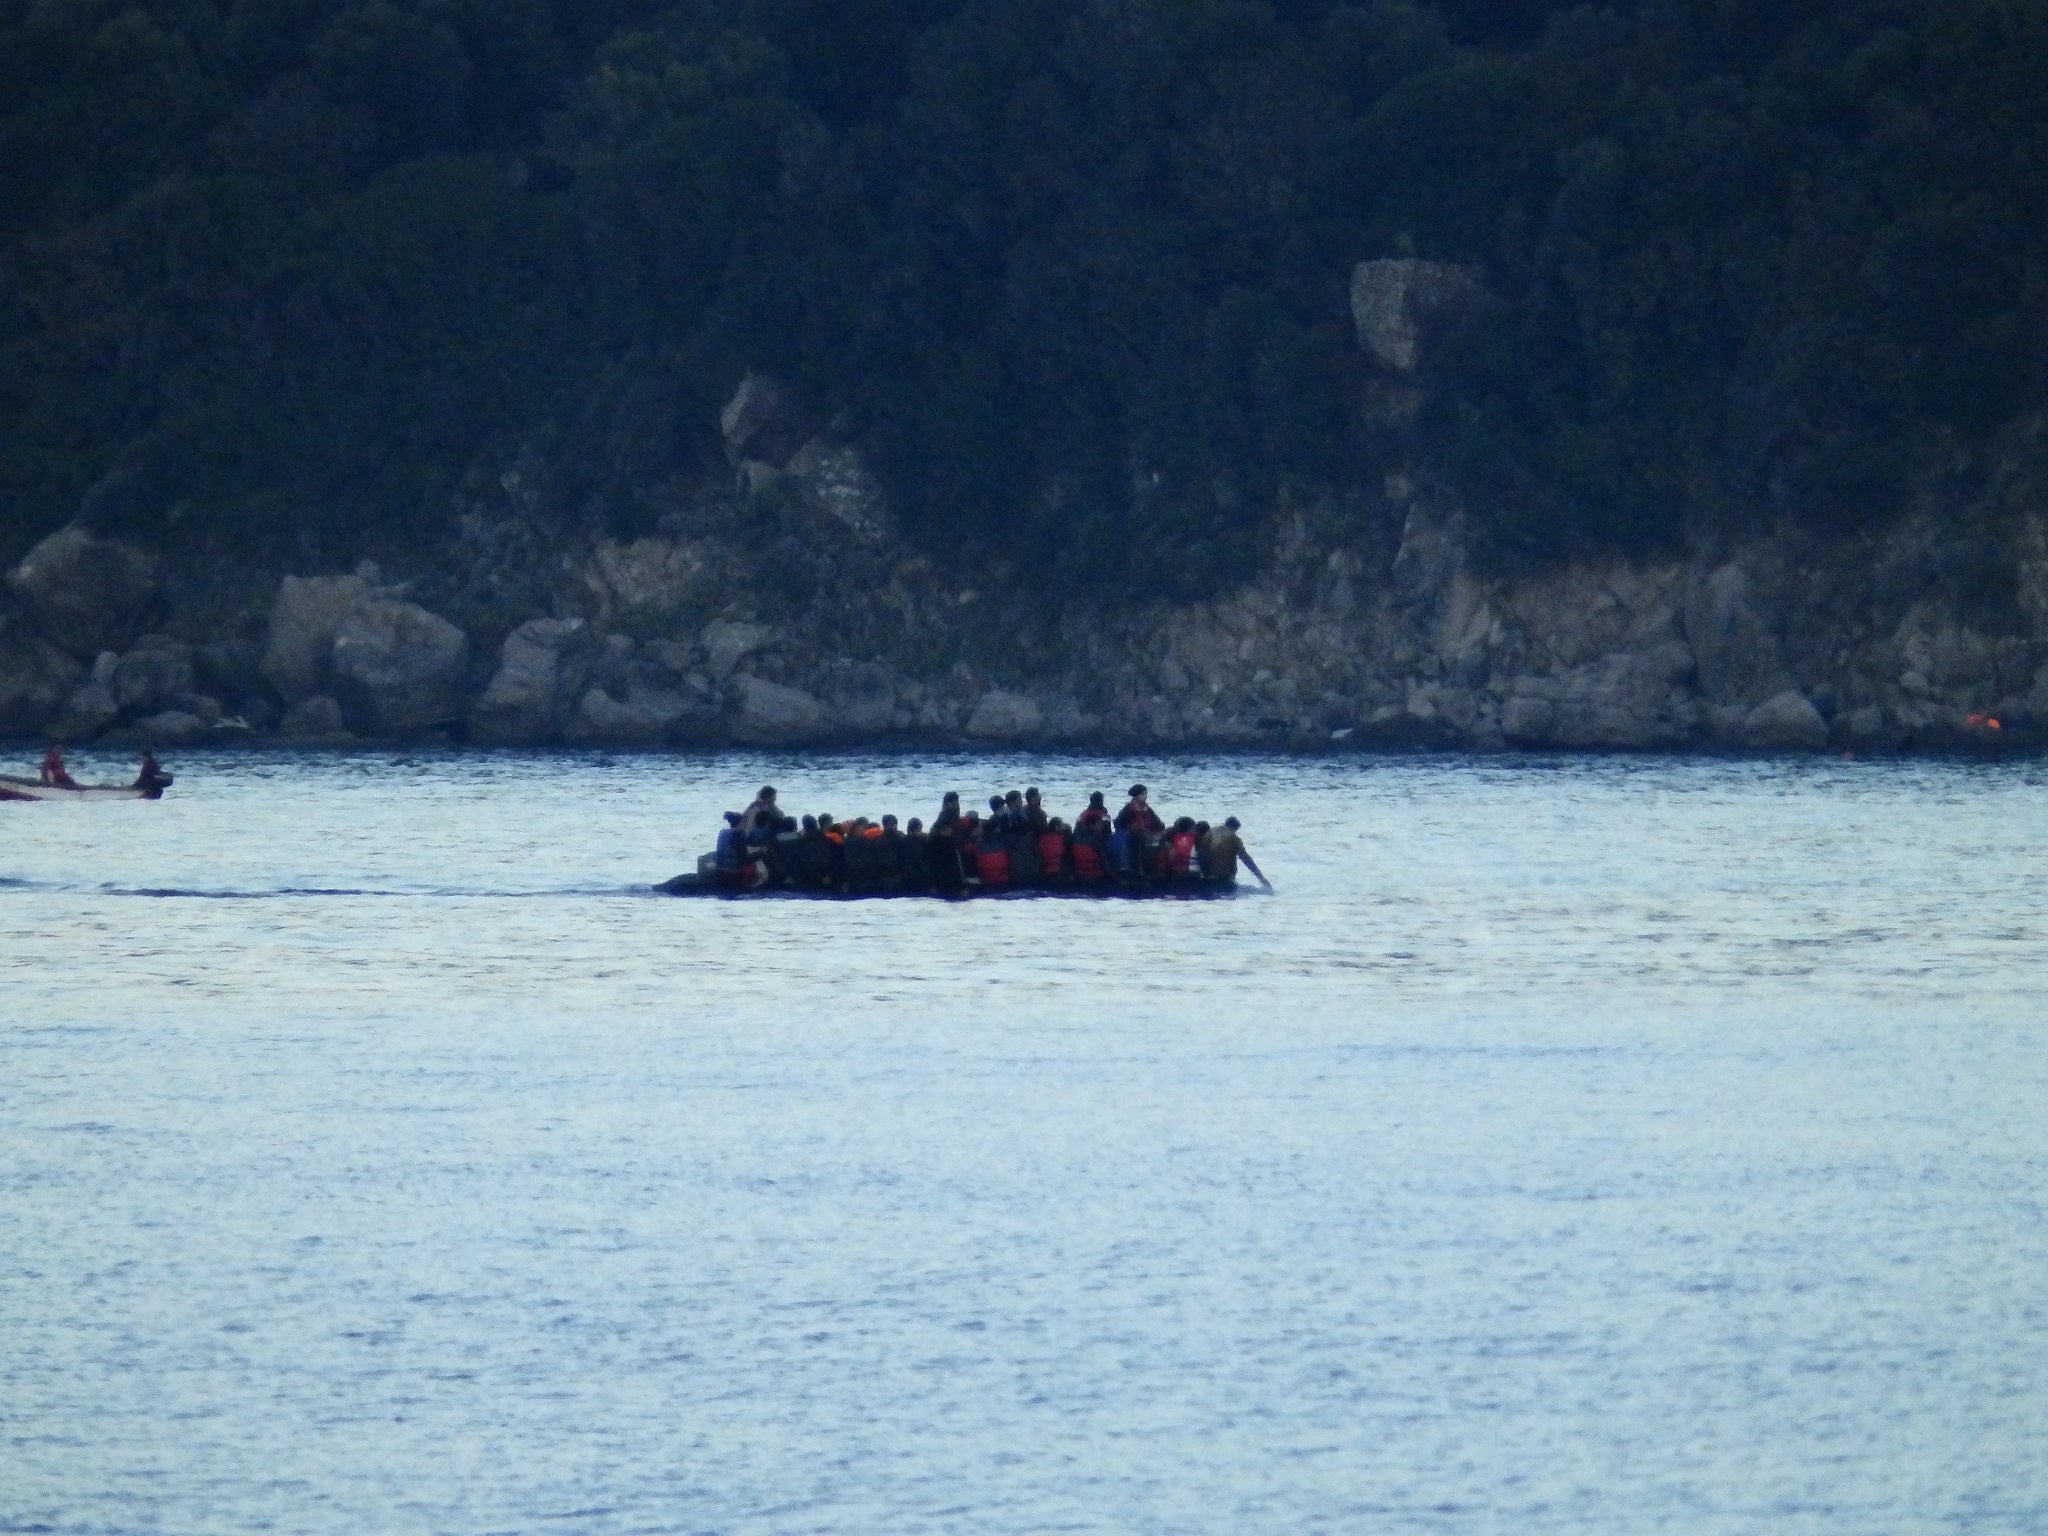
[3,0,2044,588]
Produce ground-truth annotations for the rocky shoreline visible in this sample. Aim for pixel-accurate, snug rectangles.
[4,486,2043,760]
[5,265,2045,760]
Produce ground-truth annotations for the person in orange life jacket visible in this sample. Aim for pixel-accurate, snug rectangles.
[1071,792,1111,881]
[1163,817,1199,878]
[818,816,848,889]
[40,742,78,789]
[1036,817,1071,884]
[971,813,1012,889]
[1203,816,1270,888]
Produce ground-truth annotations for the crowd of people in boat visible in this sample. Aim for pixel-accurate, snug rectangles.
[704,783,1268,893]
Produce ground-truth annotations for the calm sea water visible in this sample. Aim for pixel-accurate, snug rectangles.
[4,748,2046,1535]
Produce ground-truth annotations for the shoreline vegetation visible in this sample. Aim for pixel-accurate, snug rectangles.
[4,2,2046,757]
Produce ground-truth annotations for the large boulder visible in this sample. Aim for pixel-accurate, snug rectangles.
[965,689,1043,741]
[469,618,598,744]
[329,598,468,734]
[719,372,813,470]
[0,622,85,735]
[1684,563,1794,708]
[1350,258,1486,373]
[569,683,703,745]
[6,526,160,656]
[702,619,777,679]
[277,694,351,743]
[262,574,371,704]
[784,438,897,540]
[51,654,123,739]
[1742,689,1829,751]
[728,673,828,744]
[109,636,196,713]
[583,539,708,637]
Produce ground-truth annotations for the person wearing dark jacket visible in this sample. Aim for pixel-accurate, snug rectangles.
[928,792,966,891]
[876,814,909,892]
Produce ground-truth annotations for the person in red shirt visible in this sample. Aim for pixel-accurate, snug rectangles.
[39,742,78,789]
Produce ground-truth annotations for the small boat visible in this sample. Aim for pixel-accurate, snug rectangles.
[0,771,172,803]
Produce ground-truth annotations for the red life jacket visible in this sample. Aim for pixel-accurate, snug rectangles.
[1037,831,1066,875]
[975,843,1011,887]
[1071,839,1104,881]
[1167,829,1196,877]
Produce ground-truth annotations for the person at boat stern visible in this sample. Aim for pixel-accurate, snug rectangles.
[1204,816,1271,889]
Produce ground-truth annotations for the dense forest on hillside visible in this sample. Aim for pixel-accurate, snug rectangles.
[2,0,2044,590]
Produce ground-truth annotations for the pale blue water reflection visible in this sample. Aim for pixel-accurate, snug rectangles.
[3,749,2045,1533]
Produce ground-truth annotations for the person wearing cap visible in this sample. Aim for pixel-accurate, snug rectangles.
[1115,783,1163,839]
[1203,816,1270,888]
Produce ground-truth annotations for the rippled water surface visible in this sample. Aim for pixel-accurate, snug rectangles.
[4,748,2046,1534]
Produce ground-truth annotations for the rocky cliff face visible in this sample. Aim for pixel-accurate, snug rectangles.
[3,266,2044,756]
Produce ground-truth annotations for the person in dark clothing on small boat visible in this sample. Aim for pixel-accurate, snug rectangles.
[876,814,910,892]
[843,818,881,892]
[1005,790,1041,884]
[928,792,965,891]
[741,786,779,839]
[903,817,929,892]
[136,749,169,794]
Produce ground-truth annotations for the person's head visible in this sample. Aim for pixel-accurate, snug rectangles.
[758,786,777,803]
[780,815,797,832]
[1025,786,1040,804]
[1089,790,1105,808]
[1224,816,1241,831]
[942,790,959,807]
[1195,820,1209,837]
[1005,789,1022,808]
[1128,783,1147,800]
[882,813,898,831]
[989,795,1005,813]
[802,813,818,831]
[1049,816,1066,833]
[819,816,835,833]
[1174,816,1194,833]
[907,817,923,835]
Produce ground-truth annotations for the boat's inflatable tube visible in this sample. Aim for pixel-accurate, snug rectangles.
[0,773,172,803]
[655,871,1258,899]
